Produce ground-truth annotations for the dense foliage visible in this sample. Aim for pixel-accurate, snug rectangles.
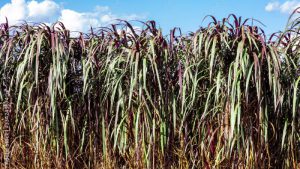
[0,11,300,168]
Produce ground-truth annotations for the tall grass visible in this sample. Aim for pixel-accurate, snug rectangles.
[0,11,299,168]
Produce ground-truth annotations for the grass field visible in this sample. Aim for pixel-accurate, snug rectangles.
[0,10,300,168]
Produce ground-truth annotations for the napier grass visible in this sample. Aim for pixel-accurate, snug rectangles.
[0,10,300,168]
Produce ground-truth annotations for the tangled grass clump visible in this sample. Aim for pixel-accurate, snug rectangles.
[0,10,300,168]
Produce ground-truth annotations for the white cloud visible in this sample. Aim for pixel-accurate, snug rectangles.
[0,0,27,24]
[265,2,280,12]
[101,14,116,23]
[59,9,88,32]
[0,0,144,32]
[59,9,102,33]
[27,0,60,23]
[265,1,300,13]
[280,1,300,13]
[58,8,140,33]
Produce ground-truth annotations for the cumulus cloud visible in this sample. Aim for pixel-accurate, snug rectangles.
[58,8,143,33]
[0,0,144,32]
[0,0,28,24]
[60,9,93,32]
[265,1,300,13]
[280,1,300,13]
[27,0,60,23]
[265,2,280,12]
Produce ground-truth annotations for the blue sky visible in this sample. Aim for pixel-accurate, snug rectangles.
[0,0,296,35]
